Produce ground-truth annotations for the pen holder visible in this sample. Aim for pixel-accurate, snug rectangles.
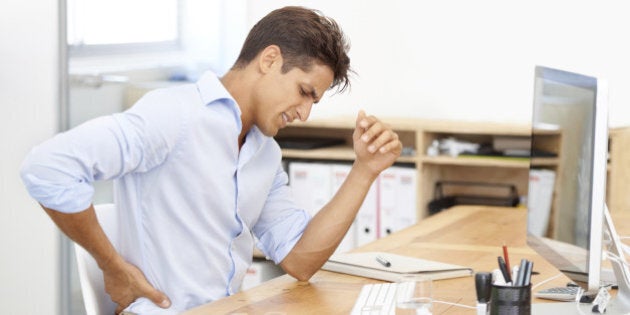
[489,284,531,315]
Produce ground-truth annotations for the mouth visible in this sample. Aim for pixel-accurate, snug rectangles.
[281,113,289,127]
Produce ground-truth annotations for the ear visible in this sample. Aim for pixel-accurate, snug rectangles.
[258,45,283,74]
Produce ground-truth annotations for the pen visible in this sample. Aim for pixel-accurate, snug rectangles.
[497,256,511,284]
[515,259,528,286]
[524,261,534,286]
[376,255,391,268]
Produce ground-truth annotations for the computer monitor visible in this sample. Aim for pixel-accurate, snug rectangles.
[527,66,630,311]
[527,65,606,291]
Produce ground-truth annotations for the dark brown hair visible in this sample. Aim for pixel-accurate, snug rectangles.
[233,6,352,92]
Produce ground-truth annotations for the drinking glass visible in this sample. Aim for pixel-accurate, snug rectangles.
[395,275,433,315]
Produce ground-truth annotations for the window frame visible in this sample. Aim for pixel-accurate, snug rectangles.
[67,0,184,57]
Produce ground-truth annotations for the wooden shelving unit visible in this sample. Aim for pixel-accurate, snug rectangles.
[608,127,630,213]
[276,117,563,220]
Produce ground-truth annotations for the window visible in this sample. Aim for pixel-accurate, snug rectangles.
[67,0,181,55]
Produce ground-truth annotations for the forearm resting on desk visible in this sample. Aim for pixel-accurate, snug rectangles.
[281,112,402,281]
[280,162,376,281]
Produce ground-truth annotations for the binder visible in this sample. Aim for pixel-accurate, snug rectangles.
[322,251,473,282]
[527,169,556,237]
[331,164,358,253]
[378,168,397,237]
[288,162,332,216]
[394,167,418,232]
[379,166,417,237]
[288,162,419,251]
[289,161,359,252]
[356,181,378,246]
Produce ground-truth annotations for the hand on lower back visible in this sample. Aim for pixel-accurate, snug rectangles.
[102,256,171,313]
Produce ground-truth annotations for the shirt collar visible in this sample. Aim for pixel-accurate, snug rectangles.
[196,71,239,110]
[196,70,242,127]
[195,71,270,151]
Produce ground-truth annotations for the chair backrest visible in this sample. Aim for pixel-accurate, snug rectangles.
[74,203,118,315]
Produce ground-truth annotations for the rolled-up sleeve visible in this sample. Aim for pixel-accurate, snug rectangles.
[20,90,183,213]
[253,167,311,264]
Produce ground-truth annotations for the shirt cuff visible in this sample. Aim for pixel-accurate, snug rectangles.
[257,210,311,264]
[21,172,94,213]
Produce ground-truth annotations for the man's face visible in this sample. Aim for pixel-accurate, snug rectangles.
[253,61,334,137]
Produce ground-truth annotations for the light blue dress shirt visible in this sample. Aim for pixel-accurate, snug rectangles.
[21,71,311,314]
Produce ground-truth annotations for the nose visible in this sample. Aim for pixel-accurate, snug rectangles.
[295,101,313,121]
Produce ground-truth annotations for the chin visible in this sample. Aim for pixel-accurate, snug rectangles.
[259,125,279,137]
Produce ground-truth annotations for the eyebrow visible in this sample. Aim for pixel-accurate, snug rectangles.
[306,86,321,103]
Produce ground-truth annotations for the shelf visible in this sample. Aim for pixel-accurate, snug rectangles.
[279,117,566,221]
[420,155,530,168]
[282,146,417,163]
[531,157,560,167]
[608,127,630,212]
[282,146,355,161]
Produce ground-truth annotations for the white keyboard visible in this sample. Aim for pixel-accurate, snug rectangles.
[351,282,397,315]
[534,286,583,301]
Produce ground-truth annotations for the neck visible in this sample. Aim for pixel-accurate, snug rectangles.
[220,68,256,147]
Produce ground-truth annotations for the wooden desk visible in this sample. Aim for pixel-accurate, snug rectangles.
[184,205,578,314]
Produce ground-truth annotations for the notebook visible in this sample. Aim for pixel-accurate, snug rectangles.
[322,251,473,282]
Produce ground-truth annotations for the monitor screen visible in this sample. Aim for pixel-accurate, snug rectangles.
[527,65,608,292]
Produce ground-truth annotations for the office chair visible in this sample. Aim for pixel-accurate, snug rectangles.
[74,203,118,315]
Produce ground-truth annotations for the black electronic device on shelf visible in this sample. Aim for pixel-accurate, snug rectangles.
[275,137,345,150]
[428,181,520,215]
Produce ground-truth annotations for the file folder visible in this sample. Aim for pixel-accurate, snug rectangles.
[322,251,473,282]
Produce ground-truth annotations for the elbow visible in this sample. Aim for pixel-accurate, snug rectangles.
[20,148,45,186]
[19,154,33,182]
[19,156,38,190]
[286,267,316,282]
[281,259,318,282]
[19,152,47,197]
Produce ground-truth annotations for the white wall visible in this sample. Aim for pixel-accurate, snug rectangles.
[0,1,60,314]
[247,0,630,127]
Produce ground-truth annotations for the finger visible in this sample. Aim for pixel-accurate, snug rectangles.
[360,120,386,145]
[367,129,395,153]
[378,137,402,154]
[355,109,366,128]
[354,110,370,138]
[363,114,378,128]
[114,295,136,314]
[144,288,171,309]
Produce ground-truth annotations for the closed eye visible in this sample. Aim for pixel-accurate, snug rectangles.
[299,86,320,103]
[299,88,308,97]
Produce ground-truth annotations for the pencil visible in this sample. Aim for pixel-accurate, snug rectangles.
[502,243,511,272]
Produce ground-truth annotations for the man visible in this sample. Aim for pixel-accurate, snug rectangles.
[21,6,402,314]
